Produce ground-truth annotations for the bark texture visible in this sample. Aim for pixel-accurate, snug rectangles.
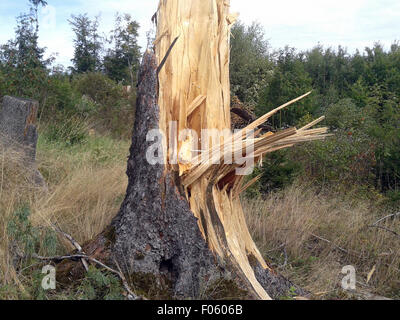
[0,96,45,187]
[110,53,221,298]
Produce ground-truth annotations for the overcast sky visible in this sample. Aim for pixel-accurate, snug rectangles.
[1,0,399,68]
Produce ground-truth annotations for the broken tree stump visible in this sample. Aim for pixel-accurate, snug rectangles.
[62,0,329,300]
[0,96,46,188]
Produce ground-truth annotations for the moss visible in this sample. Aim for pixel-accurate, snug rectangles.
[204,278,250,300]
[128,272,173,300]
[278,286,298,300]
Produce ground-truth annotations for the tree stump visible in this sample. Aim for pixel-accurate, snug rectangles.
[63,0,329,300]
[0,96,46,187]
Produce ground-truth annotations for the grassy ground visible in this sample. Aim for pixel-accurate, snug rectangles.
[244,184,400,299]
[0,126,129,299]
[0,126,399,300]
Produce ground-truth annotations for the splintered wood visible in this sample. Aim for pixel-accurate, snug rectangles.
[155,0,328,300]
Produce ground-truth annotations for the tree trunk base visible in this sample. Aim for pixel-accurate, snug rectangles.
[0,96,47,189]
[55,53,306,300]
[57,224,305,300]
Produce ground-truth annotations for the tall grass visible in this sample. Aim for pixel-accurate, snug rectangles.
[244,183,400,299]
[0,145,39,297]
[0,126,129,298]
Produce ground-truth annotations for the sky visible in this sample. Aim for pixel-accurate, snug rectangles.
[1,0,399,68]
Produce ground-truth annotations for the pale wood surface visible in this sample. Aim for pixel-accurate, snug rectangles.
[154,0,328,300]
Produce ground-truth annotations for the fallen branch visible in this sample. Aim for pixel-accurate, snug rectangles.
[371,212,400,226]
[33,253,145,300]
[310,233,363,258]
[51,225,89,272]
[277,227,365,259]
[367,212,400,240]
[367,225,400,239]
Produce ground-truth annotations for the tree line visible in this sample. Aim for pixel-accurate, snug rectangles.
[230,22,400,204]
[0,1,141,138]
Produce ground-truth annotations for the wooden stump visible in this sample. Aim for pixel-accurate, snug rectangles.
[0,96,46,187]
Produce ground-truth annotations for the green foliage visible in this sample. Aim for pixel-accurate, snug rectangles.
[0,285,19,300]
[324,98,364,130]
[44,75,80,113]
[103,13,141,86]
[259,150,302,194]
[77,266,124,300]
[0,8,52,102]
[235,35,400,202]
[7,206,40,259]
[363,85,400,193]
[230,21,272,105]
[73,72,124,107]
[69,14,103,73]
[7,206,59,265]
[72,72,135,138]
[257,47,315,127]
[0,68,6,94]
[279,286,298,300]
[291,99,376,186]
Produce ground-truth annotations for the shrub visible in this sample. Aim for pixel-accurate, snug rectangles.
[43,116,89,147]
[43,76,80,115]
[72,72,135,138]
[77,266,124,300]
[73,72,124,108]
[259,150,302,194]
[288,99,376,187]
[7,206,59,269]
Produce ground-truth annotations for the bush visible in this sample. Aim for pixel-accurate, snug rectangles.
[77,266,124,300]
[43,76,80,115]
[290,99,376,186]
[73,72,124,108]
[259,150,302,194]
[43,116,89,147]
[72,72,135,138]
[7,206,59,269]
[324,98,365,130]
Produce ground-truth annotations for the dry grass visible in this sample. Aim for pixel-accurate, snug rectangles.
[244,183,400,299]
[1,130,399,299]
[31,165,126,244]
[0,134,129,297]
[0,145,38,297]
